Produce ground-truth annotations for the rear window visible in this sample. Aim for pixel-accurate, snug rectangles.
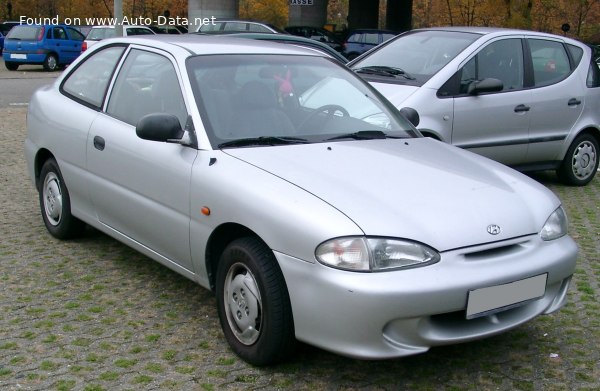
[86,28,115,40]
[6,25,41,40]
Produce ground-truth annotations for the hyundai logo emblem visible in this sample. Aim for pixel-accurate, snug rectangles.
[487,224,501,235]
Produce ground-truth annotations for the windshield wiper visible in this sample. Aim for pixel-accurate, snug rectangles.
[326,130,403,141]
[218,136,309,149]
[354,66,415,80]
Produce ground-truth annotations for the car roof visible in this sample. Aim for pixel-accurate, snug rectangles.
[219,32,347,63]
[409,26,587,46]
[94,34,328,57]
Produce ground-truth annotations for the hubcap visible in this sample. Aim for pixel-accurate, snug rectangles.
[224,262,261,345]
[572,141,597,180]
[43,172,62,226]
[47,56,57,70]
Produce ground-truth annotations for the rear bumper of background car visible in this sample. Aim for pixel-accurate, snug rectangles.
[275,234,577,359]
[3,50,47,64]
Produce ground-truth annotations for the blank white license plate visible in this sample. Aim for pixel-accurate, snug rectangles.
[466,274,547,319]
[10,53,26,59]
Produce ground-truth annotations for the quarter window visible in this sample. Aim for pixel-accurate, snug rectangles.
[61,46,125,108]
[106,49,187,127]
[529,39,570,87]
[460,38,524,94]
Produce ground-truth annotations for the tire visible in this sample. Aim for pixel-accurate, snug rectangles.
[216,237,295,366]
[5,61,18,71]
[39,159,85,239]
[43,54,58,72]
[557,133,599,186]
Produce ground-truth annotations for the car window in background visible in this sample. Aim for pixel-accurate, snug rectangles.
[353,30,480,85]
[62,46,125,107]
[6,25,41,40]
[67,27,85,41]
[587,47,600,87]
[87,28,115,40]
[529,39,571,87]
[107,49,187,127]
[347,33,362,43]
[364,33,378,45]
[126,27,154,36]
[460,38,524,93]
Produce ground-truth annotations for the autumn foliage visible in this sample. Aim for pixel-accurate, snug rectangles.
[2,0,599,42]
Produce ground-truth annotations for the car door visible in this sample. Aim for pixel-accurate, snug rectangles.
[525,38,585,163]
[451,37,531,165]
[87,47,197,272]
[63,27,84,62]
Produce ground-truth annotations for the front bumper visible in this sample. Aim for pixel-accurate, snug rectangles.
[276,234,577,359]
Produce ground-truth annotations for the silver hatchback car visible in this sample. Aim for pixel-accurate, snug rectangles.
[351,27,600,185]
[25,35,577,365]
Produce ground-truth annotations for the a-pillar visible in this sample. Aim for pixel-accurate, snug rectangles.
[188,0,239,32]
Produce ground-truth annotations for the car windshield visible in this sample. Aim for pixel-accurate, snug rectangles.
[6,25,41,40]
[187,54,417,148]
[352,30,480,85]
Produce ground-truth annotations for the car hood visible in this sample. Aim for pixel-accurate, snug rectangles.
[224,138,558,252]
[370,82,420,106]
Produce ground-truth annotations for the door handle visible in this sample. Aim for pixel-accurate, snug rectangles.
[568,98,581,106]
[514,104,530,113]
[93,136,105,151]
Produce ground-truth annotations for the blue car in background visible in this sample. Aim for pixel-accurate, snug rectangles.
[0,31,4,54]
[2,24,84,71]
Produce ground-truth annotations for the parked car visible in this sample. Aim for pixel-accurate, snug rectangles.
[285,25,344,52]
[25,34,577,366]
[0,31,4,54]
[197,19,284,34]
[83,25,155,51]
[350,27,600,185]
[342,28,396,60]
[148,25,188,34]
[2,24,84,71]
[211,32,348,63]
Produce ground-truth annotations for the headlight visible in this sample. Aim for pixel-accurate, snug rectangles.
[540,206,568,241]
[315,237,440,272]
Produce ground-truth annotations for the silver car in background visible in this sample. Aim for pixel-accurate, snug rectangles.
[351,27,600,185]
[25,35,577,366]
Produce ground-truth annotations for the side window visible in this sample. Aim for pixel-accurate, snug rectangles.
[459,38,524,94]
[106,49,187,127]
[249,24,270,33]
[348,33,362,43]
[223,22,247,32]
[587,53,600,88]
[53,27,67,40]
[62,46,125,108]
[364,33,379,45]
[567,44,584,68]
[529,39,570,87]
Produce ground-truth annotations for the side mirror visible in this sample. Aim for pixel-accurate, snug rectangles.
[467,78,503,95]
[136,113,183,142]
[399,107,420,127]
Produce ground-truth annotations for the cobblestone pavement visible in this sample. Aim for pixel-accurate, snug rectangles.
[0,106,599,391]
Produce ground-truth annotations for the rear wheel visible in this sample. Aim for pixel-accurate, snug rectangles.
[5,61,18,71]
[557,133,599,186]
[39,159,85,239]
[216,237,295,366]
[43,54,58,72]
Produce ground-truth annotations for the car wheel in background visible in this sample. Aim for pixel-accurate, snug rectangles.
[39,159,85,238]
[43,53,58,71]
[557,133,599,186]
[5,61,18,71]
[216,237,296,366]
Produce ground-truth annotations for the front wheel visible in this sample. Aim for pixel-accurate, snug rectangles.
[5,61,19,71]
[216,237,295,366]
[557,133,599,186]
[38,159,85,239]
